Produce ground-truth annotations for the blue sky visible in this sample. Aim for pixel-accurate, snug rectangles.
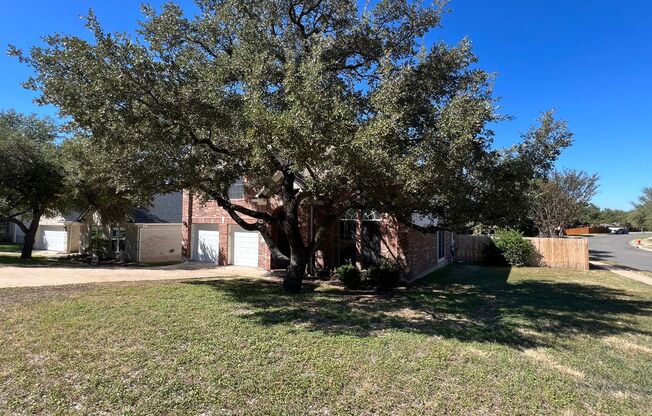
[1,1,650,210]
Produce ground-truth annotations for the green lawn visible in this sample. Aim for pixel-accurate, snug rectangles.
[1,265,650,415]
[0,254,79,267]
[0,243,21,252]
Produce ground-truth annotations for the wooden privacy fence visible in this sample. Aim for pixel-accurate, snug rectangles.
[454,234,590,271]
[527,237,589,270]
[453,234,492,262]
[564,226,609,236]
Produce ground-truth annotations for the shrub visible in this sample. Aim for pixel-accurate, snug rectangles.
[492,228,536,266]
[315,268,332,280]
[335,264,361,288]
[483,241,509,267]
[368,259,402,290]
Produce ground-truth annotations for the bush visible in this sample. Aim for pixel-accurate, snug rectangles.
[492,228,536,266]
[335,264,361,288]
[368,259,402,290]
[483,241,509,267]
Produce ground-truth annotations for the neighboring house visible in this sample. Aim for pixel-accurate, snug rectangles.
[83,192,184,263]
[36,214,83,252]
[182,181,452,280]
[120,192,183,263]
[2,214,82,251]
[3,193,183,263]
[0,220,11,241]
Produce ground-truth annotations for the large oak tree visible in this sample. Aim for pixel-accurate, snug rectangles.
[14,0,570,291]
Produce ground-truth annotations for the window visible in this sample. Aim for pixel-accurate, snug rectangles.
[340,208,357,221]
[339,210,357,266]
[362,209,381,221]
[111,227,126,254]
[437,231,445,261]
[228,178,244,199]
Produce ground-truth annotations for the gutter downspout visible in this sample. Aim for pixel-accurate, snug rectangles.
[310,204,314,275]
[137,225,142,263]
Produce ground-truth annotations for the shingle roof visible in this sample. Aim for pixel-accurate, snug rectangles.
[131,192,183,224]
[62,212,83,222]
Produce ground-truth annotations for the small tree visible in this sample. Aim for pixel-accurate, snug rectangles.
[60,136,165,258]
[0,110,65,259]
[60,136,154,224]
[629,187,652,231]
[529,169,598,237]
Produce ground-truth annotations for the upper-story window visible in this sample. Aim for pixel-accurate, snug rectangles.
[227,178,244,199]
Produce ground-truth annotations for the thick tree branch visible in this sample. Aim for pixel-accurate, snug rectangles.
[5,217,28,234]
[6,208,30,219]
[209,192,289,262]
[211,194,277,223]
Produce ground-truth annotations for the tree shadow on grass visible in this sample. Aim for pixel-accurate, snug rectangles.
[589,249,615,259]
[187,264,652,349]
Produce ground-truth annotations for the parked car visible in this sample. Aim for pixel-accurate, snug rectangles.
[609,227,629,234]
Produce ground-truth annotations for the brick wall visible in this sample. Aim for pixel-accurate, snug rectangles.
[403,229,452,280]
[182,190,452,277]
[183,190,276,269]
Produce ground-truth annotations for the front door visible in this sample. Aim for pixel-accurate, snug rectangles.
[361,221,381,268]
[339,219,357,266]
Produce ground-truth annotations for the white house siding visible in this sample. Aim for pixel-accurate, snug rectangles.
[125,225,140,261]
[10,222,24,243]
[66,222,81,253]
[135,224,182,263]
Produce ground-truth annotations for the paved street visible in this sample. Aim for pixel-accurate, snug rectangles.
[588,233,652,272]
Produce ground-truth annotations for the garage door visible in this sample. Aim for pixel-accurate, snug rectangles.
[192,225,219,263]
[233,231,260,267]
[35,226,67,252]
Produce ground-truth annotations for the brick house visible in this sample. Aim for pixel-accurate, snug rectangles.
[182,181,452,280]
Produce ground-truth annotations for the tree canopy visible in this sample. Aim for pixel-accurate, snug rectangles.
[629,187,652,231]
[0,110,65,258]
[13,0,571,290]
[529,169,599,237]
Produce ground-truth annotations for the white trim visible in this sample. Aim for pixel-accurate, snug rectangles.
[437,231,446,262]
[137,225,142,263]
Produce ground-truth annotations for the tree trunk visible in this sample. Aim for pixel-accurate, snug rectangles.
[20,210,42,260]
[283,251,307,293]
[21,225,38,259]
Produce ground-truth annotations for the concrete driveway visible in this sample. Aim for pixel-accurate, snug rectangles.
[589,232,652,272]
[0,262,267,288]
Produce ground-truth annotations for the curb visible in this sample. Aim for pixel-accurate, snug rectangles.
[629,239,652,253]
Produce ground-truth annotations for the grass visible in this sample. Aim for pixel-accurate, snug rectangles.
[0,243,21,252]
[0,253,180,268]
[638,237,652,248]
[0,254,80,267]
[0,264,650,415]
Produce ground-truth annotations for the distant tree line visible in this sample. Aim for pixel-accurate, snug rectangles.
[576,188,652,232]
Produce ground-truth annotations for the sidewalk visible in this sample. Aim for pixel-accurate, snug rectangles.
[591,260,652,286]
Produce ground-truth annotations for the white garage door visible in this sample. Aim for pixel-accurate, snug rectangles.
[233,231,260,267]
[192,225,219,263]
[35,226,67,252]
